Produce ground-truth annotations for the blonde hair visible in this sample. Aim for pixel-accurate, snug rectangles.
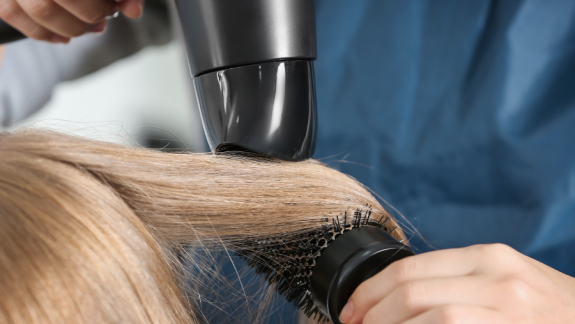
[0,129,405,324]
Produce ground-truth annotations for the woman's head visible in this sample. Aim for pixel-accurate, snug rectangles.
[0,129,406,323]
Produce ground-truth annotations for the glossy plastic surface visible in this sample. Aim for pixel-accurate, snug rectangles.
[174,0,316,76]
[195,60,317,161]
[310,227,414,323]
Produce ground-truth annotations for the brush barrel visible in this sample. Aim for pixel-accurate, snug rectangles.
[310,227,414,324]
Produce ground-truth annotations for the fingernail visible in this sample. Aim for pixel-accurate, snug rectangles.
[50,34,69,44]
[89,21,107,33]
[339,300,354,323]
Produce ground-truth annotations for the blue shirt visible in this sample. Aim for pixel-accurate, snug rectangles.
[314,0,575,275]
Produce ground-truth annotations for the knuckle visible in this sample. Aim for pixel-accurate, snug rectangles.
[486,243,514,256]
[474,243,515,261]
[500,276,531,302]
[472,244,527,274]
[399,281,427,311]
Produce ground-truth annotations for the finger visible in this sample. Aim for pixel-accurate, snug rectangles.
[388,244,523,279]
[345,244,525,323]
[358,276,511,324]
[0,0,67,42]
[398,305,509,324]
[16,0,89,38]
[53,0,118,24]
[119,0,143,19]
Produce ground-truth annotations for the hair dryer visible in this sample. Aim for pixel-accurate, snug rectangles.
[174,0,317,161]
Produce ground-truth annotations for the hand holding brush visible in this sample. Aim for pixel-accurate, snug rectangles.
[339,244,575,324]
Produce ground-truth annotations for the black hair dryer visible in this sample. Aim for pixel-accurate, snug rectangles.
[174,0,318,161]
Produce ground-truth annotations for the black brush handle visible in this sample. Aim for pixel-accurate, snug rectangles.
[0,18,26,44]
[310,227,415,323]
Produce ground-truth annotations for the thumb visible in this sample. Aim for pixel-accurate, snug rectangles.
[119,0,144,19]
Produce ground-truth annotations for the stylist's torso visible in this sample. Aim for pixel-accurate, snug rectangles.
[314,0,575,275]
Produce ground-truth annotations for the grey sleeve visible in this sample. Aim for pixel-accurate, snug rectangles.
[0,0,172,126]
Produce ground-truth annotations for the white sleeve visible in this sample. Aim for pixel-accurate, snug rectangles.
[0,0,172,126]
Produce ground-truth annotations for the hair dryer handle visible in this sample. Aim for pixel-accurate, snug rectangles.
[0,19,26,44]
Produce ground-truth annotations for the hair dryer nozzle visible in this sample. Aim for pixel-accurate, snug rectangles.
[195,60,316,161]
[175,0,317,161]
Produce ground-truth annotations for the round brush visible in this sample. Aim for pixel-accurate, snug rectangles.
[237,208,414,323]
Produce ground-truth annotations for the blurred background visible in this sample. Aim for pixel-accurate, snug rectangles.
[4,39,207,152]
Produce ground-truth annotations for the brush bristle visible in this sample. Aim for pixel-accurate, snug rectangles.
[235,207,395,322]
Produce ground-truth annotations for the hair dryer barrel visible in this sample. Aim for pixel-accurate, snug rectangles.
[174,0,318,161]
